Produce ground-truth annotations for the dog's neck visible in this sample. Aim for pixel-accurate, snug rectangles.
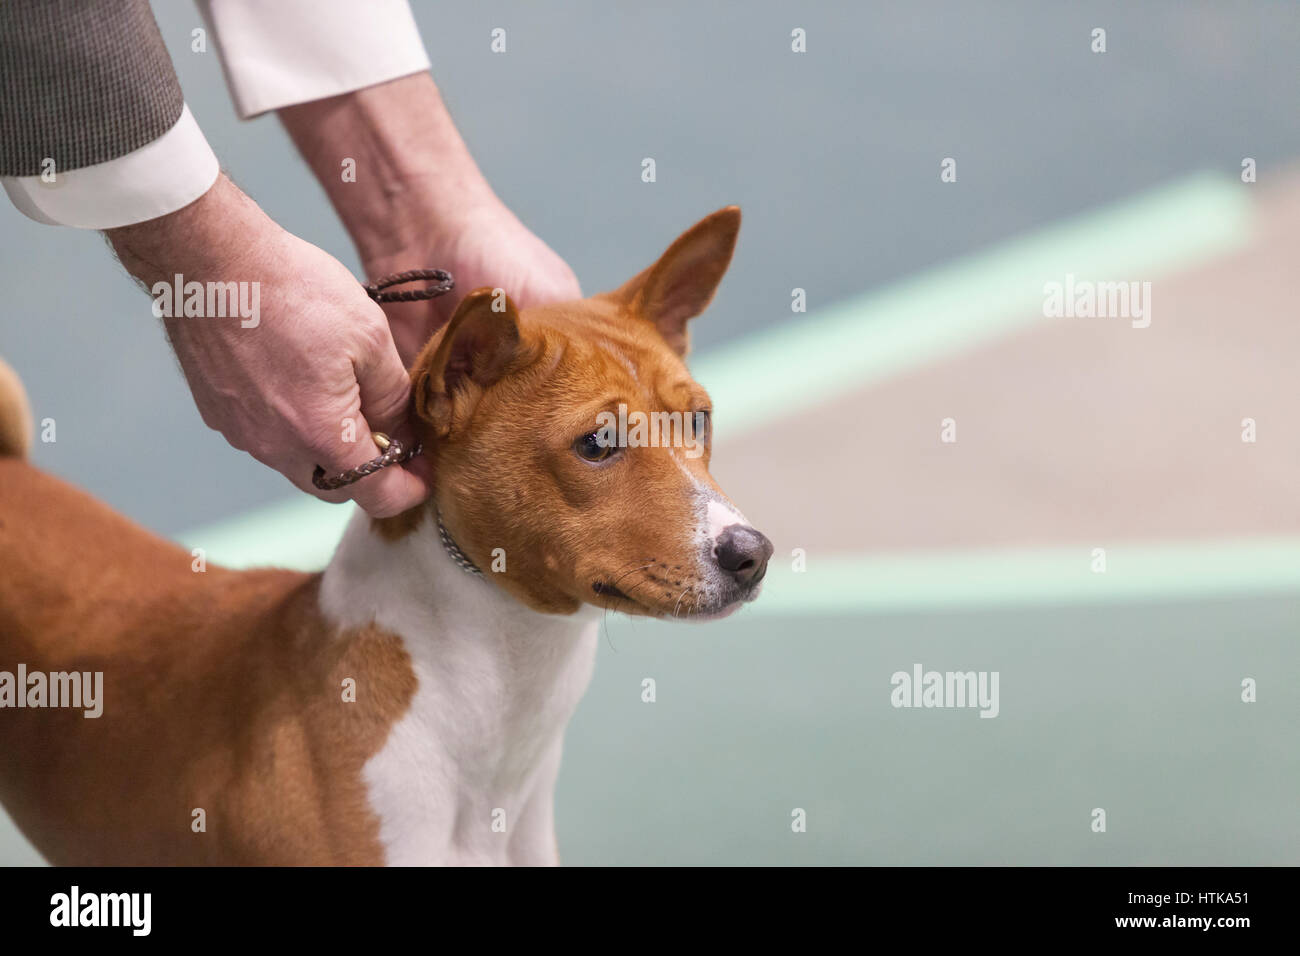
[319,506,600,865]
[321,505,595,641]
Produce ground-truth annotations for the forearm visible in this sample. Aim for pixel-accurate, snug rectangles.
[278,72,495,263]
[280,70,579,366]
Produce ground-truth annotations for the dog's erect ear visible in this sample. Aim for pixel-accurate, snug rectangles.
[412,287,525,437]
[606,206,740,355]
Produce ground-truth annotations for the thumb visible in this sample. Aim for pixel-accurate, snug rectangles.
[331,411,430,518]
[353,323,416,438]
[349,327,431,518]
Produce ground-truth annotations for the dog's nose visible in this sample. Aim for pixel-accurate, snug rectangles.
[714,524,774,587]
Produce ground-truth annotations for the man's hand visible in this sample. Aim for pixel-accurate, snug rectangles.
[280,72,581,366]
[107,175,429,518]
[362,198,581,364]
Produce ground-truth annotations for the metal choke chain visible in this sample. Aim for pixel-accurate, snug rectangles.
[310,269,455,491]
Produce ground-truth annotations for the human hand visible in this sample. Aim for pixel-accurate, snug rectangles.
[279,72,581,366]
[363,198,581,365]
[107,175,429,518]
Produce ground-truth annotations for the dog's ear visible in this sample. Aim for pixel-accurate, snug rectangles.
[605,206,740,355]
[412,287,525,437]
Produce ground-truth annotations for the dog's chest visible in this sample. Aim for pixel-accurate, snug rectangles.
[362,619,598,865]
[320,511,600,865]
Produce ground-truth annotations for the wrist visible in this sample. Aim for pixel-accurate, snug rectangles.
[106,174,273,283]
[279,72,498,263]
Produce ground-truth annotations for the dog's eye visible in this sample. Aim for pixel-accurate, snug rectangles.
[574,431,616,462]
[693,409,712,445]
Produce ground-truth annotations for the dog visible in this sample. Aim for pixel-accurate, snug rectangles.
[0,207,772,865]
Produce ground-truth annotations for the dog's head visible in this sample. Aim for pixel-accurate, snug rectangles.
[403,206,771,618]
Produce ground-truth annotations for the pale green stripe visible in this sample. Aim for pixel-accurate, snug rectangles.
[180,496,349,571]
[180,501,1300,612]
[692,171,1254,436]
[749,537,1300,616]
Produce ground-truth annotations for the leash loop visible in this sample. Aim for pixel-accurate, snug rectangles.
[363,268,455,303]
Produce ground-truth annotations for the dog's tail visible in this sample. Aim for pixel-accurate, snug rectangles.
[0,357,33,458]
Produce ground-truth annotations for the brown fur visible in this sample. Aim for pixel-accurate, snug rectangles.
[0,461,416,864]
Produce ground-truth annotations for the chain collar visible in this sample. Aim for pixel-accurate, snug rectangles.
[437,510,483,577]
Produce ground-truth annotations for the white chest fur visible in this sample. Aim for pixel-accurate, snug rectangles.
[320,508,600,865]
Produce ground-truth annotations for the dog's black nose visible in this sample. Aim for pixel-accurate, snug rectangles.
[714,524,774,587]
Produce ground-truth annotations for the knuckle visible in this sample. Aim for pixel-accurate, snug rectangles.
[287,407,359,462]
[303,429,354,467]
[354,312,393,352]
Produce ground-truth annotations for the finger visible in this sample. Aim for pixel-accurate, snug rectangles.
[352,321,416,440]
[347,329,432,516]
[317,414,430,519]
[288,410,429,517]
[259,441,360,507]
[404,452,434,489]
[348,460,430,518]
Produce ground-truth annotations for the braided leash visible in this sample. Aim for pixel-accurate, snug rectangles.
[362,268,454,303]
[311,432,422,491]
[310,269,455,491]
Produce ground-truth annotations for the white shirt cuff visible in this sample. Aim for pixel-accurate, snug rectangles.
[1,104,220,230]
[198,0,432,118]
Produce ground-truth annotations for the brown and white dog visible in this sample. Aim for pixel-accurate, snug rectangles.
[0,207,772,865]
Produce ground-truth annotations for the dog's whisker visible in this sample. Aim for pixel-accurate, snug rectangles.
[672,585,694,618]
[610,562,653,590]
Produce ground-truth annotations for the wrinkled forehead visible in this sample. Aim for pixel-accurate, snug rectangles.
[521,302,707,412]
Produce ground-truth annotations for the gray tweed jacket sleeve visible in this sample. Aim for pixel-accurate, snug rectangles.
[0,0,184,177]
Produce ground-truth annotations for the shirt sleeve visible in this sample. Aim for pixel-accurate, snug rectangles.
[197,0,432,119]
[0,0,220,229]
[1,104,219,230]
